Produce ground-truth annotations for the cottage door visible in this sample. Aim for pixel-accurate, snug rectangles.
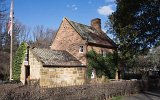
[25,66,30,84]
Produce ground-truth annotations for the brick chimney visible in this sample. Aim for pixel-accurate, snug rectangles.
[91,18,101,32]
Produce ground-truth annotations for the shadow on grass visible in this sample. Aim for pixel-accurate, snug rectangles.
[111,96,122,100]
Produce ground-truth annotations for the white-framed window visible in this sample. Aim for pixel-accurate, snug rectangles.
[91,69,95,79]
[24,50,29,65]
[24,49,29,62]
[101,50,106,57]
[24,53,28,61]
[91,69,96,79]
[79,46,84,53]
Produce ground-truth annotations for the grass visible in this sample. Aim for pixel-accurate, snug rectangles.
[111,96,122,100]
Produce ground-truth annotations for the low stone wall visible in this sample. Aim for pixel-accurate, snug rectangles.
[40,67,86,86]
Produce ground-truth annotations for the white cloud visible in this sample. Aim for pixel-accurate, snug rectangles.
[74,7,78,10]
[97,5,114,16]
[66,4,78,11]
[71,4,76,7]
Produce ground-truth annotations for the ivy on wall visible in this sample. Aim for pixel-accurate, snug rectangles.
[87,50,118,79]
[13,42,27,81]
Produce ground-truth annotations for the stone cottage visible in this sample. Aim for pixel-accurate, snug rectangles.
[20,18,116,86]
[51,18,116,65]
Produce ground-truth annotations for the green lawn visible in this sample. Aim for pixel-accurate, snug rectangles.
[111,96,122,100]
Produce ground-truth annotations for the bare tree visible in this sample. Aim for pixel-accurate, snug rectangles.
[149,47,160,69]
[14,20,31,43]
[0,0,7,50]
[30,25,56,48]
[0,0,10,80]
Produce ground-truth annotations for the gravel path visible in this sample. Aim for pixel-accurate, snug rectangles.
[122,89,160,100]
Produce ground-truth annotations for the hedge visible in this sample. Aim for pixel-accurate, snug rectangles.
[12,42,27,81]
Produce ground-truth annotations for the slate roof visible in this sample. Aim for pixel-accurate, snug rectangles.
[31,48,83,66]
[67,18,116,48]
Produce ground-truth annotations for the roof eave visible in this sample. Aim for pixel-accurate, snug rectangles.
[29,48,45,64]
[87,42,117,49]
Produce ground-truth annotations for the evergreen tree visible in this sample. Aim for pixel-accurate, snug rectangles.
[13,42,27,81]
[108,0,160,60]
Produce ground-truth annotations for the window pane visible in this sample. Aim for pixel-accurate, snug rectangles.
[79,46,83,53]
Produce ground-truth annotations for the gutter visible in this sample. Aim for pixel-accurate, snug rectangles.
[87,42,117,49]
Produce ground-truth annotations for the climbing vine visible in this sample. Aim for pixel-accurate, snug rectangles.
[13,42,27,81]
[87,50,118,79]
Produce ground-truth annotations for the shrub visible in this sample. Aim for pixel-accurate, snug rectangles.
[1,79,157,100]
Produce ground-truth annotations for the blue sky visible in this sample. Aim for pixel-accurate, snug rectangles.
[7,0,116,31]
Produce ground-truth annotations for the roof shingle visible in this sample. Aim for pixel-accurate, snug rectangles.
[31,48,83,66]
[67,19,116,48]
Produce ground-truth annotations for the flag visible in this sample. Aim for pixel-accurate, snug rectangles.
[8,0,14,36]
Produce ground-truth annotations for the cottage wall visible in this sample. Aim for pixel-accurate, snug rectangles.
[51,18,86,65]
[40,67,86,86]
[87,45,114,54]
[20,60,26,84]
[20,49,42,85]
[29,50,42,81]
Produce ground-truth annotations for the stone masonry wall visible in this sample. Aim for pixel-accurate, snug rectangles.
[20,59,26,84]
[29,50,42,83]
[40,67,86,86]
[20,49,42,85]
[51,18,87,65]
[87,45,113,54]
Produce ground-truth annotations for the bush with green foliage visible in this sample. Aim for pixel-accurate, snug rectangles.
[87,50,117,79]
[12,42,27,81]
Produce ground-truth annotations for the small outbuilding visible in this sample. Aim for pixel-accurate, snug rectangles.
[20,47,86,86]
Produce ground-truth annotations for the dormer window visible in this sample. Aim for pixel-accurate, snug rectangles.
[79,46,84,53]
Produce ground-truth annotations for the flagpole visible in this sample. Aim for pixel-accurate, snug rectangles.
[9,28,13,81]
[9,0,14,81]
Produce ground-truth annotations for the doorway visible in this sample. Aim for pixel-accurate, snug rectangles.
[25,66,30,84]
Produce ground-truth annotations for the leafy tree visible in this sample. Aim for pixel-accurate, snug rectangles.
[108,0,160,60]
[87,50,117,79]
